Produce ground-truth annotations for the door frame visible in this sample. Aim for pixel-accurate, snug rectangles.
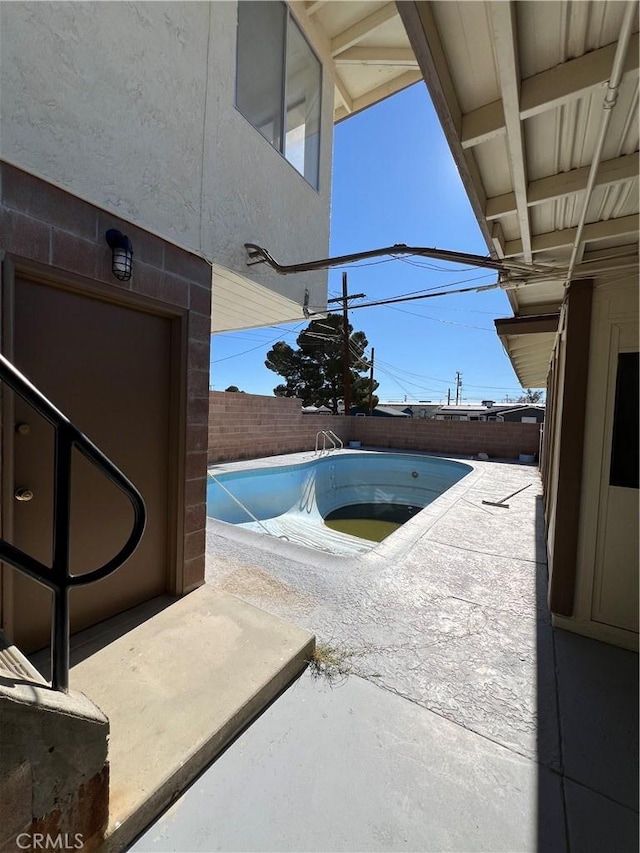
[0,254,189,642]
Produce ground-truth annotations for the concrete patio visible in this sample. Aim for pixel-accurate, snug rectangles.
[131,452,638,852]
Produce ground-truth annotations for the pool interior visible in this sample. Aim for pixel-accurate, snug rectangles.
[324,502,424,542]
[207,452,473,556]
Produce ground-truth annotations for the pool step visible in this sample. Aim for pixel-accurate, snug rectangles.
[239,515,377,555]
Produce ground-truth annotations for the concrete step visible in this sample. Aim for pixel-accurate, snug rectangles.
[0,630,48,685]
[32,587,315,852]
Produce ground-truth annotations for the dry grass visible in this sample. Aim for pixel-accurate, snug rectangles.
[307,640,378,685]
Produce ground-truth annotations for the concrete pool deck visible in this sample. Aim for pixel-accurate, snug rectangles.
[133,451,638,852]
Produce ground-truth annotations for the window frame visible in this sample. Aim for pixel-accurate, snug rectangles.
[234,1,323,191]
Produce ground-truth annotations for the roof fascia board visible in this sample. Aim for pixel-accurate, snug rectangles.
[495,314,561,336]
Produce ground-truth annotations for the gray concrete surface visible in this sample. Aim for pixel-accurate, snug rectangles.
[132,454,638,852]
[35,587,314,853]
[132,672,565,853]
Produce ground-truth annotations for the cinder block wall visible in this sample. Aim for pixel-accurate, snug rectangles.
[351,418,540,459]
[208,393,541,463]
[208,392,350,463]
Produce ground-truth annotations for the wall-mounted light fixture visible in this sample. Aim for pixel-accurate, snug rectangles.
[105,229,133,281]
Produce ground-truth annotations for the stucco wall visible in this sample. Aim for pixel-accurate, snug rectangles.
[0,1,331,313]
[208,392,541,463]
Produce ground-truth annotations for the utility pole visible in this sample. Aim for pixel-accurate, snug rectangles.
[447,388,451,405]
[368,347,375,415]
[455,371,462,405]
[326,278,366,417]
[342,272,351,417]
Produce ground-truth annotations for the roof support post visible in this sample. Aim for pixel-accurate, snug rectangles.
[548,279,594,617]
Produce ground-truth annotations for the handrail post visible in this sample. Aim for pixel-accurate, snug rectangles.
[51,425,73,692]
[51,588,70,692]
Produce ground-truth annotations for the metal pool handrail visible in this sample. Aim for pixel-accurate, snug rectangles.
[315,430,338,456]
[324,429,344,450]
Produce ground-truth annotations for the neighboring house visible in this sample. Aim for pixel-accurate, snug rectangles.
[301,405,332,415]
[399,0,639,651]
[351,405,411,417]
[434,403,546,423]
[435,404,494,421]
[375,401,441,418]
[490,405,546,424]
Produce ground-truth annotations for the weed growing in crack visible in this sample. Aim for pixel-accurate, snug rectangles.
[307,641,380,686]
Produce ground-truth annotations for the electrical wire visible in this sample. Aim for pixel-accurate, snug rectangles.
[385,304,494,331]
[210,324,304,364]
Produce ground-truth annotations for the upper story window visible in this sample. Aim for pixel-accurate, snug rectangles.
[235,1,322,189]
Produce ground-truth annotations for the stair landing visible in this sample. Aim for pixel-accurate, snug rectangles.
[33,587,315,852]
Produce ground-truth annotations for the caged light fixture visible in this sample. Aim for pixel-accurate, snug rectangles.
[105,229,133,281]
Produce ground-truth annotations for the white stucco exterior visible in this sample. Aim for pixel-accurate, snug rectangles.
[0,1,333,327]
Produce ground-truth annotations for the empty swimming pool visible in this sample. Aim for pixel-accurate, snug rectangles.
[207,451,472,555]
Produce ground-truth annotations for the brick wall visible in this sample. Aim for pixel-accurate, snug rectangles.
[351,417,540,459]
[208,393,541,462]
[0,162,211,592]
[208,392,349,462]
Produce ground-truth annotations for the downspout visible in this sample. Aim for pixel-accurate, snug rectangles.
[564,1,637,285]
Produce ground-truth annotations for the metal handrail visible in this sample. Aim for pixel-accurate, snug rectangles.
[0,352,146,692]
[314,430,337,456]
[324,429,344,451]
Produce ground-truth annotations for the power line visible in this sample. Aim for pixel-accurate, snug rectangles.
[210,324,304,364]
[312,279,501,315]
[374,356,525,393]
[386,304,494,331]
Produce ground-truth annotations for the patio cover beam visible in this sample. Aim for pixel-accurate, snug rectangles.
[461,33,639,149]
[335,46,418,66]
[331,3,398,57]
[504,214,640,257]
[485,152,640,220]
[334,70,422,122]
[490,1,533,262]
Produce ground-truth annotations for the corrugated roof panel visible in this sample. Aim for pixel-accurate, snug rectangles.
[518,1,635,77]
[601,75,640,159]
[431,0,499,113]
[474,136,513,197]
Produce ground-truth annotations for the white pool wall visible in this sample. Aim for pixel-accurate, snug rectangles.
[207,452,472,525]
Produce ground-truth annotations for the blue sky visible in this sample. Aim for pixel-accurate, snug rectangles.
[210,83,527,404]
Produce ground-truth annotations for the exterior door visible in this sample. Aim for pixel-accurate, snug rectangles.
[591,318,639,634]
[8,276,172,652]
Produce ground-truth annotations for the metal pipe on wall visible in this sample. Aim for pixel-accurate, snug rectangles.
[565,1,637,286]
